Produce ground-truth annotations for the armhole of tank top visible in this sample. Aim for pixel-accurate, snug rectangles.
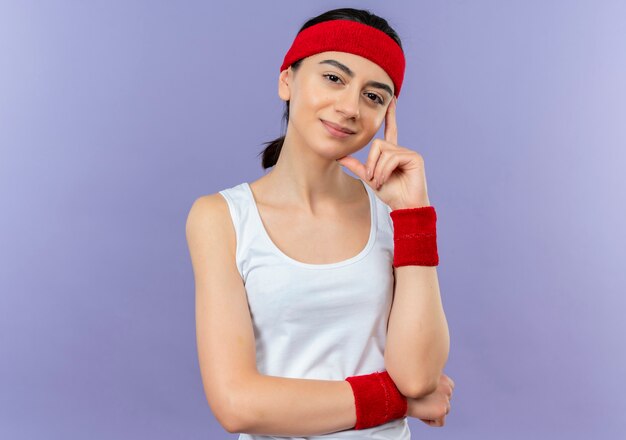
[383,199,394,232]
[217,190,244,282]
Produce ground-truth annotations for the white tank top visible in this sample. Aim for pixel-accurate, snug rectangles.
[218,178,411,440]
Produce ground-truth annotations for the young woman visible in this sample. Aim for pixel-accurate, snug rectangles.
[186,7,454,439]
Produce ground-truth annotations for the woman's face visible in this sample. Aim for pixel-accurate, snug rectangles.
[278,51,395,159]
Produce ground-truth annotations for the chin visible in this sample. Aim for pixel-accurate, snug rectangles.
[315,146,348,160]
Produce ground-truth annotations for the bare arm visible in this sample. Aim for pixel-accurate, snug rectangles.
[186,194,364,436]
[235,373,357,436]
[384,201,450,399]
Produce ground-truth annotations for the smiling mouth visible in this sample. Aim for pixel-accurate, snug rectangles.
[320,120,355,138]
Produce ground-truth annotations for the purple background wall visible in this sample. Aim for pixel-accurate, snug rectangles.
[1,1,625,439]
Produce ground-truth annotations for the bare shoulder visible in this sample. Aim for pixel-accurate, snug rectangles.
[186,192,231,231]
[185,192,236,258]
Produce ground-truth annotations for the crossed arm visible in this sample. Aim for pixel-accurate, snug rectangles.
[384,265,450,397]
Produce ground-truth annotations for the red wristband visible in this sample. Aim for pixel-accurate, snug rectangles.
[390,206,439,267]
[345,370,408,430]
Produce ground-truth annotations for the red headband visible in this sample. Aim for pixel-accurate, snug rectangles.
[280,19,405,98]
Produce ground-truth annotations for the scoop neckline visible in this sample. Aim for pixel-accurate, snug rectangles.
[243,179,377,269]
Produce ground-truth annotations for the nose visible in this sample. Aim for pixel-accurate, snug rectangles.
[334,87,360,120]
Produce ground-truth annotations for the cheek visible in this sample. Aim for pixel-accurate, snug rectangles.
[374,110,386,127]
[298,76,326,104]
[303,85,327,108]
[364,114,384,134]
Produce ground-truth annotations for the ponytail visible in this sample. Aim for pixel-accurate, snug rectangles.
[260,134,286,169]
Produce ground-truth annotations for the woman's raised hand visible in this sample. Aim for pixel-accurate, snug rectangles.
[405,372,455,427]
[336,96,431,210]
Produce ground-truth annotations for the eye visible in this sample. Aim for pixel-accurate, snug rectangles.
[323,73,343,84]
[366,92,385,105]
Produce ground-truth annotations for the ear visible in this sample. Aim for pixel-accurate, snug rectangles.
[278,68,291,102]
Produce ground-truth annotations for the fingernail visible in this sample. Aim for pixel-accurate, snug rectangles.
[367,167,371,179]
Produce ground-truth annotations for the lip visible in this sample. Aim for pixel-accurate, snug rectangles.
[320,120,356,138]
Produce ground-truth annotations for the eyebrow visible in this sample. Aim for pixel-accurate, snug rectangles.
[318,59,394,98]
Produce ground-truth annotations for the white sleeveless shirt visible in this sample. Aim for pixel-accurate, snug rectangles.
[218,178,411,440]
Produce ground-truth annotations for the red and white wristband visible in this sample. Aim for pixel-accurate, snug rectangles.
[390,206,439,267]
[345,370,408,429]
